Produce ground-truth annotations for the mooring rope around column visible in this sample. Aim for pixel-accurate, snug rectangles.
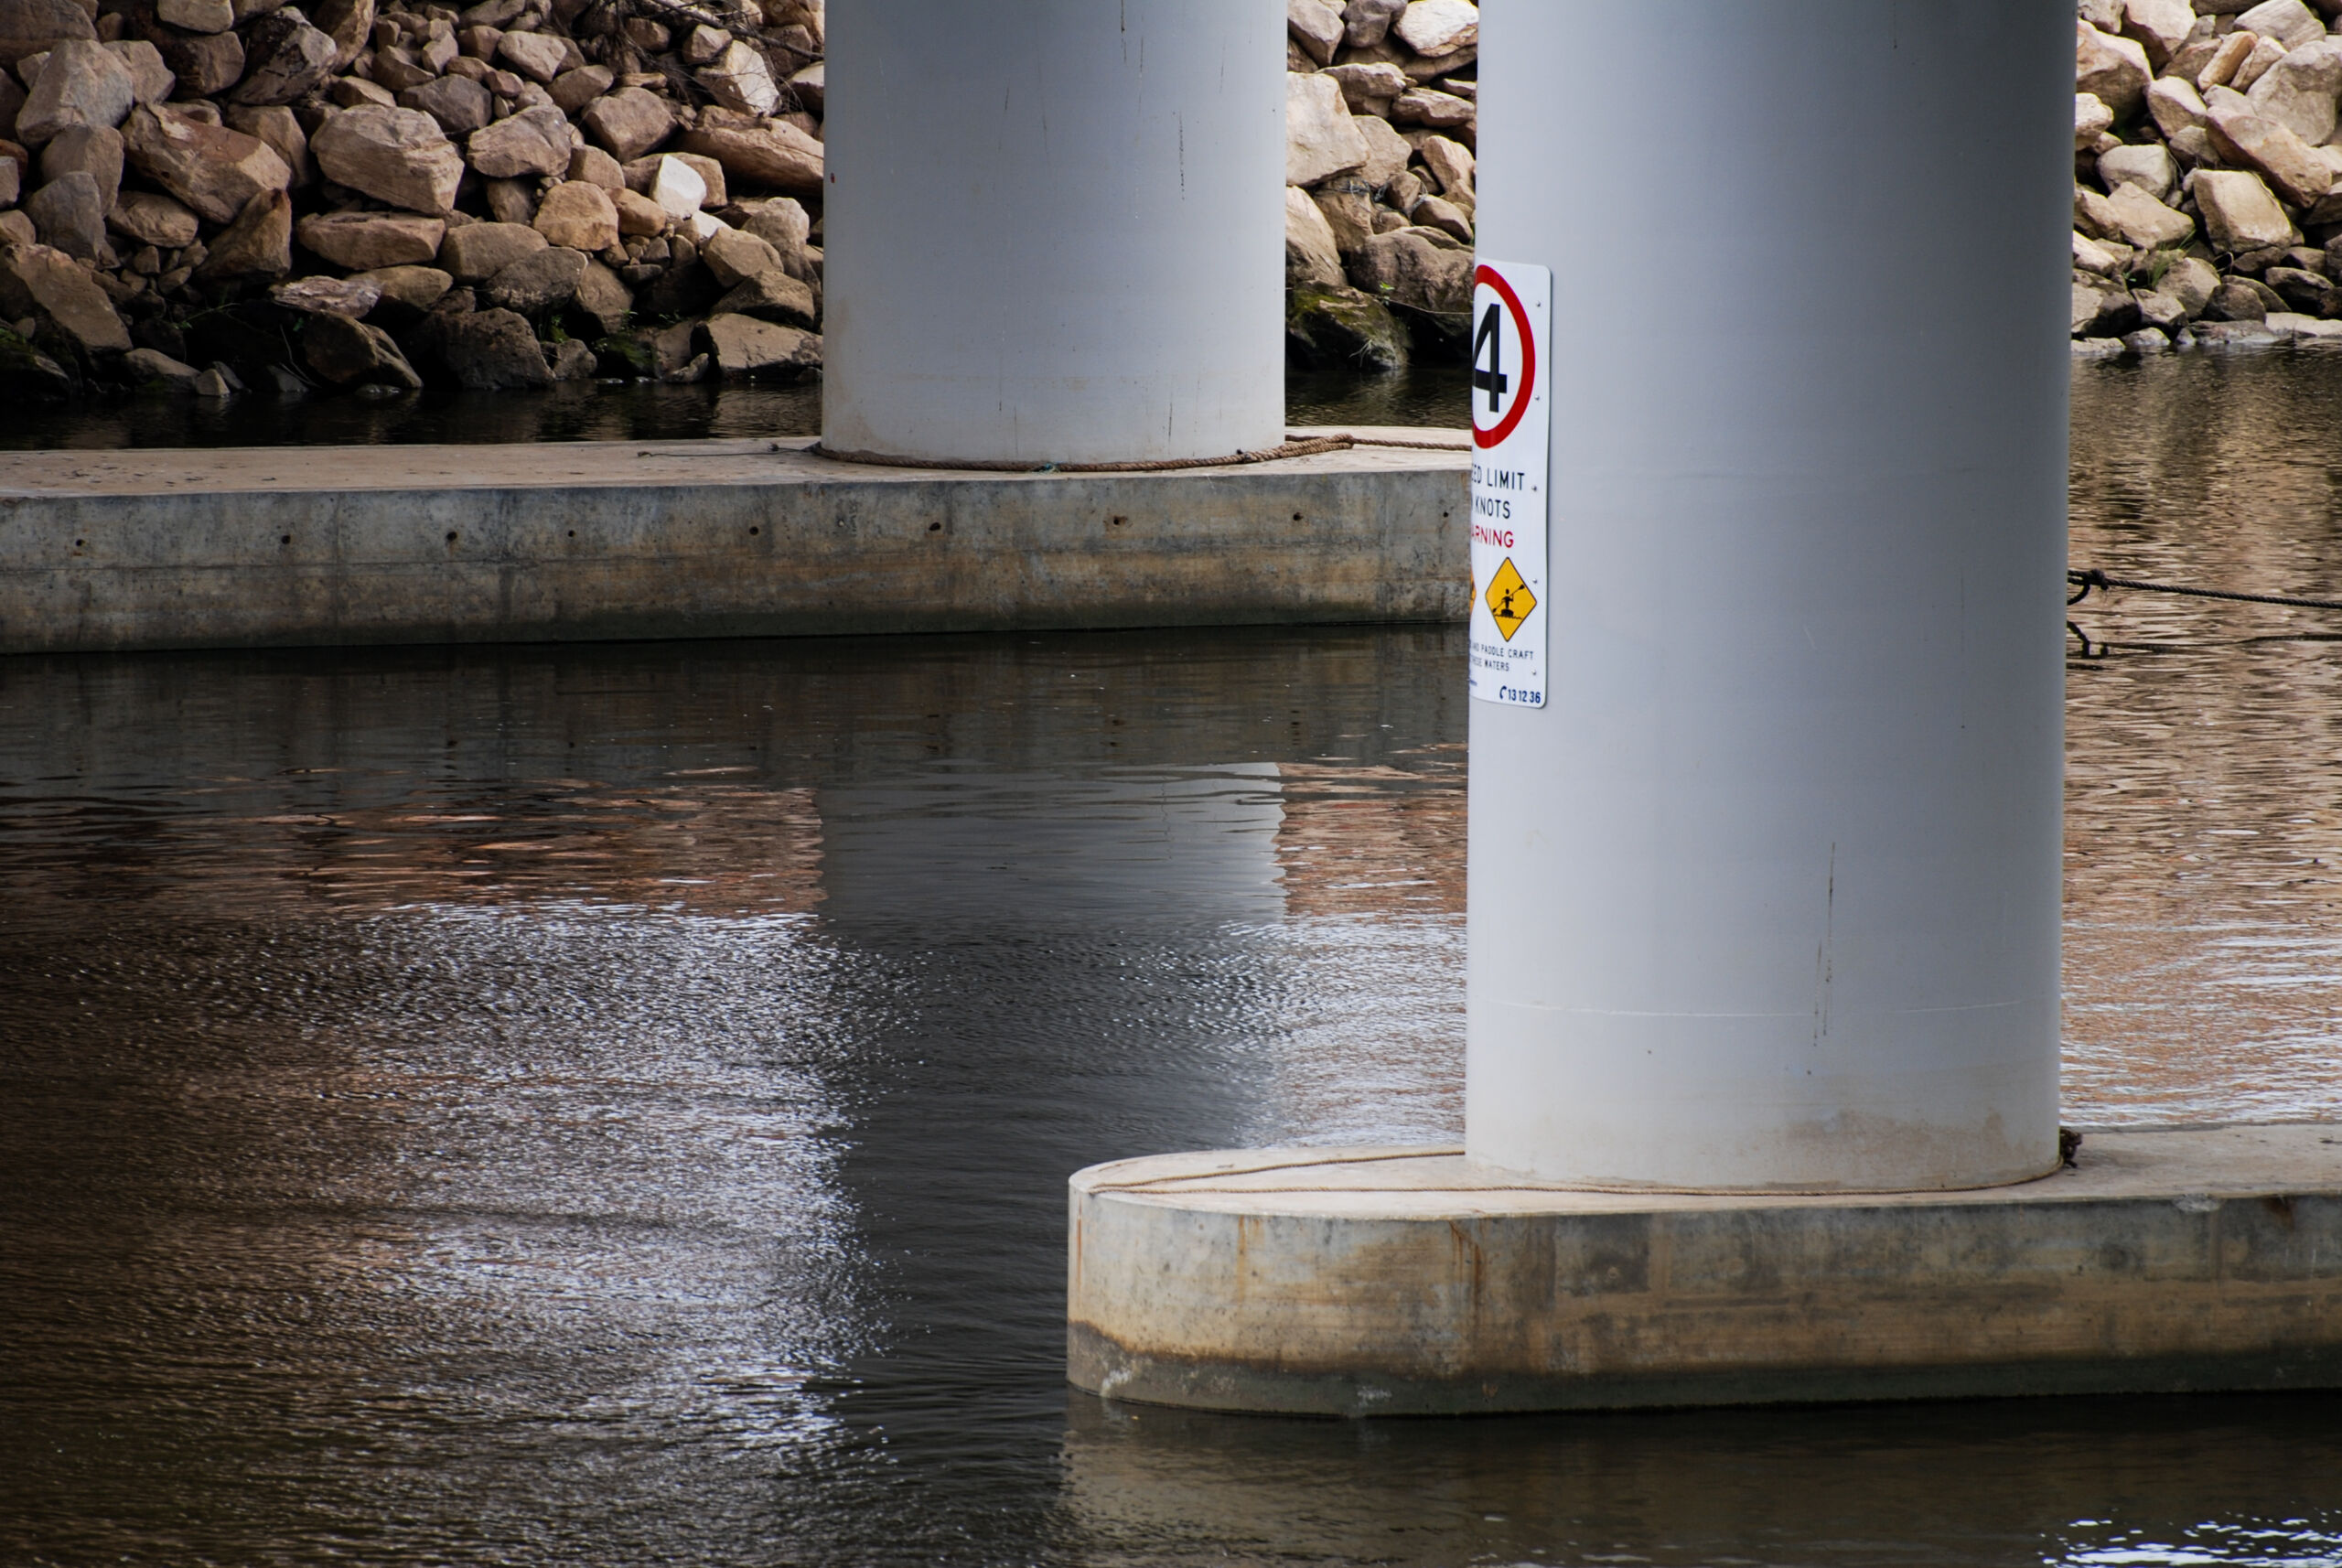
[2068,567,2342,614]
[801,431,1472,473]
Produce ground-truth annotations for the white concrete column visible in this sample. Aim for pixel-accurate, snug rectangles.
[1465,2,2071,1191]
[822,0,1285,466]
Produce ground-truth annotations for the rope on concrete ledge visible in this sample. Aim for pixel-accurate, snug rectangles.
[806,436,1361,473]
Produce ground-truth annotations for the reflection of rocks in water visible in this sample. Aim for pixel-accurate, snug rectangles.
[1060,1391,2342,1567]
[1275,755,1463,919]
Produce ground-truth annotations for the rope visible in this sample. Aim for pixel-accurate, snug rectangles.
[2068,567,2342,614]
[802,431,1471,473]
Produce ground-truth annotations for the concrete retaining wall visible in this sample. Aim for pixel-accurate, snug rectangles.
[0,431,1468,654]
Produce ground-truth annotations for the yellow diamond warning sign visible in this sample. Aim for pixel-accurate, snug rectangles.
[1485,556,1535,641]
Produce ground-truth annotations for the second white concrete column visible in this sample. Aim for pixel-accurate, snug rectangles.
[1464,1,2072,1192]
[822,0,1285,466]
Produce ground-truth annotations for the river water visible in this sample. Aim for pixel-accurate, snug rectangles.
[3,356,2341,1565]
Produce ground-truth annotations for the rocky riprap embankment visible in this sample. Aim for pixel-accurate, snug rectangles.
[1281,0,1477,371]
[2076,0,2342,352]
[0,0,822,398]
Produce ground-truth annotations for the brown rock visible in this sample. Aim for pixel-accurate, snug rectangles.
[579,84,670,162]
[310,103,462,214]
[370,46,434,92]
[2206,93,2334,208]
[16,38,134,145]
[231,7,336,103]
[295,207,443,267]
[422,303,549,386]
[0,239,126,349]
[106,188,197,245]
[120,104,290,223]
[300,309,418,385]
[673,120,819,193]
[480,174,533,223]
[711,264,812,328]
[222,102,308,186]
[697,221,775,286]
[146,27,244,96]
[192,186,291,278]
[435,215,541,279]
[611,184,664,235]
[25,169,103,257]
[698,311,814,377]
[1346,224,1472,314]
[306,0,371,70]
[570,252,628,332]
[0,0,93,71]
[532,177,615,251]
[548,62,609,113]
[566,142,620,188]
[38,122,120,208]
[157,0,234,34]
[103,38,171,102]
[1391,86,1472,129]
[349,261,448,322]
[465,102,567,177]
[492,27,564,82]
[400,71,492,134]
[271,272,378,314]
[480,241,581,310]
[331,74,395,107]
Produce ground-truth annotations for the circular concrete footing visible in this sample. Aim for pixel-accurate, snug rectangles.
[1068,1129,2342,1415]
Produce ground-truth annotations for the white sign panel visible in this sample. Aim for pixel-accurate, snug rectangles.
[1467,259,1551,709]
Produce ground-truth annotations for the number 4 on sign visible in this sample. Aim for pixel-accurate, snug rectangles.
[1473,301,1508,414]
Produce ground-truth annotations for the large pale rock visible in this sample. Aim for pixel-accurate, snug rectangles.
[492,27,565,83]
[0,0,91,71]
[148,27,243,96]
[647,150,704,218]
[697,38,776,113]
[16,38,133,145]
[1287,0,1341,67]
[2198,29,2257,91]
[673,119,820,192]
[612,185,665,234]
[2122,0,2196,68]
[2101,180,2195,248]
[532,178,615,251]
[711,264,811,328]
[579,84,671,162]
[1346,224,1471,314]
[311,104,462,215]
[480,242,583,311]
[1392,0,1476,57]
[436,216,543,279]
[2235,0,2326,49]
[737,193,807,255]
[2194,166,2303,249]
[422,305,550,387]
[25,168,102,258]
[295,208,442,267]
[1351,111,1411,188]
[1286,69,1367,186]
[466,103,569,177]
[2235,33,2290,92]
[1322,60,1407,109]
[223,102,308,187]
[2100,141,2176,199]
[698,220,777,285]
[402,72,492,134]
[272,273,378,315]
[193,186,291,278]
[2076,91,2114,148]
[699,311,815,376]
[1284,182,1342,287]
[0,240,125,349]
[120,104,289,223]
[1312,185,1372,252]
[107,188,197,246]
[2073,229,2124,274]
[2147,75,2208,137]
[2245,36,2342,143]
[231,7,335,103]
[38,122,120,209]
[2206,93,2333,205]
[2161,253,2221,316]
[1391,86,1472,128]
[2077,24,2152,117]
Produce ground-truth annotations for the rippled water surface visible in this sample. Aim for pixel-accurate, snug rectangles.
[3,353,2342,1564]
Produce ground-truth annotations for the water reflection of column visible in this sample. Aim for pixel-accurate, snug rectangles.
[821,0,1284,464]
[1466,3,2069,1191]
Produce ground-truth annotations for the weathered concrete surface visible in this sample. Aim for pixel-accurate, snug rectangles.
[0,428,1467,653]
[1069,1123,2342,1414]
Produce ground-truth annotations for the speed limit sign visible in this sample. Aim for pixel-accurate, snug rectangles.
[1467,259,1552,710]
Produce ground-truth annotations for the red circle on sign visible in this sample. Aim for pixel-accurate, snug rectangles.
[1471,263,1536,451]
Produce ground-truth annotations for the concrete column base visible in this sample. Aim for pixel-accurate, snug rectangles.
[1067,1124,2342,1415]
